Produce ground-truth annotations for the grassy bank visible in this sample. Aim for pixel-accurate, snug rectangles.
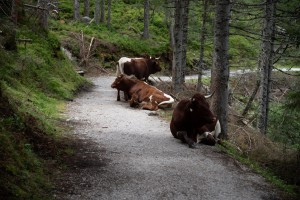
[0,27,90,199]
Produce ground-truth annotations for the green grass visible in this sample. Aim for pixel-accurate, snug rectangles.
[0,23,91,199]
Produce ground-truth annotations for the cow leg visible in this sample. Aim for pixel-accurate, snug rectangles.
[177,131,196,148]
[117,90,121,101]
[129,93,139,108]
[199,132,216,146]
[141,102,158,111]
[124,91,129,101]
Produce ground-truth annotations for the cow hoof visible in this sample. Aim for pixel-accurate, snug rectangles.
[188,142,197,148]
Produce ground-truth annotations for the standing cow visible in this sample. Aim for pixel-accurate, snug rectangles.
[170,93,221,147]
[111,74,174,111]
[115,56,161,101]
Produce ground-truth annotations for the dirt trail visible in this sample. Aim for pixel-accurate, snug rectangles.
[53,75,281,200]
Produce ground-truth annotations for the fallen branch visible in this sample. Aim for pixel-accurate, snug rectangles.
[24,4,47,10]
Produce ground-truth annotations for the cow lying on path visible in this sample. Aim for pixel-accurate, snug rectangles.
[170,93,221,147]
[115,56,161,101]
[111,74,174,111]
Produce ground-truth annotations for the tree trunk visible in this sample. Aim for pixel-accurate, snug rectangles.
[172,0,190,93]
[197,0,208,91]
[38,0,48,30]
[100,0,105,23]
[10,0,17,23]
[242,79,260,117]
[94,0,100,24]
[107,0,111,28]
[83,0,90,17]
[181,0,189,81]
[257,0,276,134]
[211,0,231,139]
[74,0,80,20]
[143,0,150,39]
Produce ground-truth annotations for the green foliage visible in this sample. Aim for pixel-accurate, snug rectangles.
[229,35,259,68]
[268,103,300,148]
[0,21,90,198]
[0,129,48,199]
[54,0,169,58]
[286,82,300,111]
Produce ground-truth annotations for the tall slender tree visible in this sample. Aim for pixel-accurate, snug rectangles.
[83,0,90,17]
[210,0,231,139]
[257,0,276,134]
[107,0,111,28]
[38,0,48,30]
[143,0,150,39]
[172,0,190,93]
[197,0,209,91]
[94,0,100,24]
[74,0,80,20]
[100,0,105,22]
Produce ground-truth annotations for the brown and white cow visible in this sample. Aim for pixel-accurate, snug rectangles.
[115,56,161,101]
[111,74,174,111]
[170,93,221,148]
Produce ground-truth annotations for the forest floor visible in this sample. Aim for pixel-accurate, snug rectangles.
[52,75,284,200]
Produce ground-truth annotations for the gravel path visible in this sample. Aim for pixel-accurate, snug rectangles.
[53,75,281,200]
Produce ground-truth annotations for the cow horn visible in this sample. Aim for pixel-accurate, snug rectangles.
[155,57,160,60]
[205,94,213,99]
[205,90,215,99]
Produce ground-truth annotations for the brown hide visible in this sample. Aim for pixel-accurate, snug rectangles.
[111,74,172,111]
[170,93,217,146]
[123,58,161,81]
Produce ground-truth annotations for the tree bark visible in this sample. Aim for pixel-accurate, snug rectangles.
[172,0,190,93]
[211,0,231,139]
[11,0,17,23]
[100,0,105,23]
[143,0,150,39]
[83,0,90,17]
[242,79,260,117]
[257,0,276,134]
[94,0,100,24]
[74,0,80,20]
[107,0,111,28]
[197,0,208,91]
[38,0,48,30]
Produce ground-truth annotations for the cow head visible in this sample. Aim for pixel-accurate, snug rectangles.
[111,74,137,91]
[148,57,161,73]
[188,93,216,125]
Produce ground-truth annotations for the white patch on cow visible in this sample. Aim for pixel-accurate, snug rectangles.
[196,121,221,143]
[192,98,195,101]
[149,95,153,102]
[158,93,175,108]
[197,132,210,143]
[116,57,132,76]
[190,108,193,112]
[214,120,221,139]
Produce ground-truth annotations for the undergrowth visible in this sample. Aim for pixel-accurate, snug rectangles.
[0,26,90,199]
